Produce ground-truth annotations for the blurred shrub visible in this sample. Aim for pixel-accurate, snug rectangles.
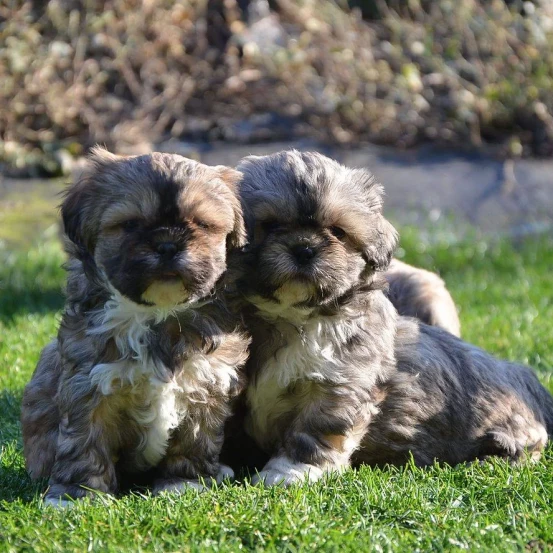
[0,0,239,173]
[2,0,553,174]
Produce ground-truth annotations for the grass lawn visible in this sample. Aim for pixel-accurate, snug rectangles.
[1,221,552,552]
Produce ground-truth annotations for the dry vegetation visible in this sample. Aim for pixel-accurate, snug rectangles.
[3,0,553,175]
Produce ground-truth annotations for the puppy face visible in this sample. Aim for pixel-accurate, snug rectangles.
[237,150,398,314]
[62,147,246,308]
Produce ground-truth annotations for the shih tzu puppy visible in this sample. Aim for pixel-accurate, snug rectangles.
[236,150,553,486]
[21,148,250,505]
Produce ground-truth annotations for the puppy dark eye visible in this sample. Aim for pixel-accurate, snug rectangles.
[329,226,346,240]
[121,219,141,232]
[195,220,212,230]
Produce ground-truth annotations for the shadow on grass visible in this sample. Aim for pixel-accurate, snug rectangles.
[0,287,64,324]
[0,389,44,503]
[0,241,66,324]
[0,389,23,446]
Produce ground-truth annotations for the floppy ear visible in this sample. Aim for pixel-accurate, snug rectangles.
[363,216,399,272]
[61,146,121,255]
[60,172,106,284]
[215,166,248,250]
[61,179,94,255]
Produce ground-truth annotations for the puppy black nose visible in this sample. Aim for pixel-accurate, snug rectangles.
[291,244,316,265]
[156,242,178,258]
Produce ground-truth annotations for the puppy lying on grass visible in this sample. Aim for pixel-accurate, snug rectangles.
[21,148,250,505]
[236,150,553,486]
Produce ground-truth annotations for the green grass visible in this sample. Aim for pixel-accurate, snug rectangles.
[1,230,553,552]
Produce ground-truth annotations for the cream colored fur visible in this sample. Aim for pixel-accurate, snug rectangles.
[88,292,239,471]
[247,312,369,451]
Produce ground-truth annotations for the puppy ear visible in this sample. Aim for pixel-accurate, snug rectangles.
[61,174,98,256]
[215,166,248,249]
[61,146,121,254]
[364,217,399,272]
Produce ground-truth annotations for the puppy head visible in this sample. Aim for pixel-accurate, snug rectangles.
[237,150,397,316]
[62,147,246,309]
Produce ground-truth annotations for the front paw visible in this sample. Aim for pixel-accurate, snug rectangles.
[153,478,209,494]
[252,456,324,487]
[43,496,77,509]
[42,483,96,509]
[153,465,235,495]
[252,469,300,487]
[215,463,234,484]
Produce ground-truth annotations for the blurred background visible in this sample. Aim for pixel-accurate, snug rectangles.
[2,0,553,243]
[5,0,553,165]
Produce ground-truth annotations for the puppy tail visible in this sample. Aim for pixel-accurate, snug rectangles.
[527,369,553,441]
[385,260,461,337]
[21,341,62,480]
[544,403,553,440]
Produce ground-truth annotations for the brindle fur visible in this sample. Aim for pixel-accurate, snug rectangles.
[21,148,250,504]
[235,150,553,486]
[386,259,460,337]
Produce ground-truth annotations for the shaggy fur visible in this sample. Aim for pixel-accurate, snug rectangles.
[235,150,553,486]
[21,148,250,505]
[386,259,460,337]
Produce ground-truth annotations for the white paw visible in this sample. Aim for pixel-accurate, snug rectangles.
[252,456,324,487]
[153,465,234,495]
[252,469,299,487]
[153,478,209,495]
[43,497,76,509]
[215,464,234,484]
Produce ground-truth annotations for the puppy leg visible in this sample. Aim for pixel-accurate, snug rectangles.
[478,425,548,464]
[45,406,118,508]
[253,391,373,487]
[153,419,232,494]
[21,341,62,480]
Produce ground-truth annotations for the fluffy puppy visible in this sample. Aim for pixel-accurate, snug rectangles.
[236,150,553,486]
[21,148,249,505]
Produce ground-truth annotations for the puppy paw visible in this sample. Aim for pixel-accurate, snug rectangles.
[153,466,234,495]
[215,464,234,484]
[42,483,96,508]
[153,478,209,494]
[252,469,298,487]
[42,496,77,509]
[252,456,324,487]
[480,427,547,465]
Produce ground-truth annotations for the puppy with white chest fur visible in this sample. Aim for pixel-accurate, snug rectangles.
[21,148,250,505]
[236,150,553,486]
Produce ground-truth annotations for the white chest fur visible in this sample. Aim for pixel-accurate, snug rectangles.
[247,315,355,445]
[87,294,237,469]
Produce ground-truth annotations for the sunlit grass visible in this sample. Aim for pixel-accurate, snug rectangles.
[1,231,552,552]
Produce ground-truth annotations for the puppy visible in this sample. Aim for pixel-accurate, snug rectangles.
[21,148,250,505]
[236,150,553,486]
